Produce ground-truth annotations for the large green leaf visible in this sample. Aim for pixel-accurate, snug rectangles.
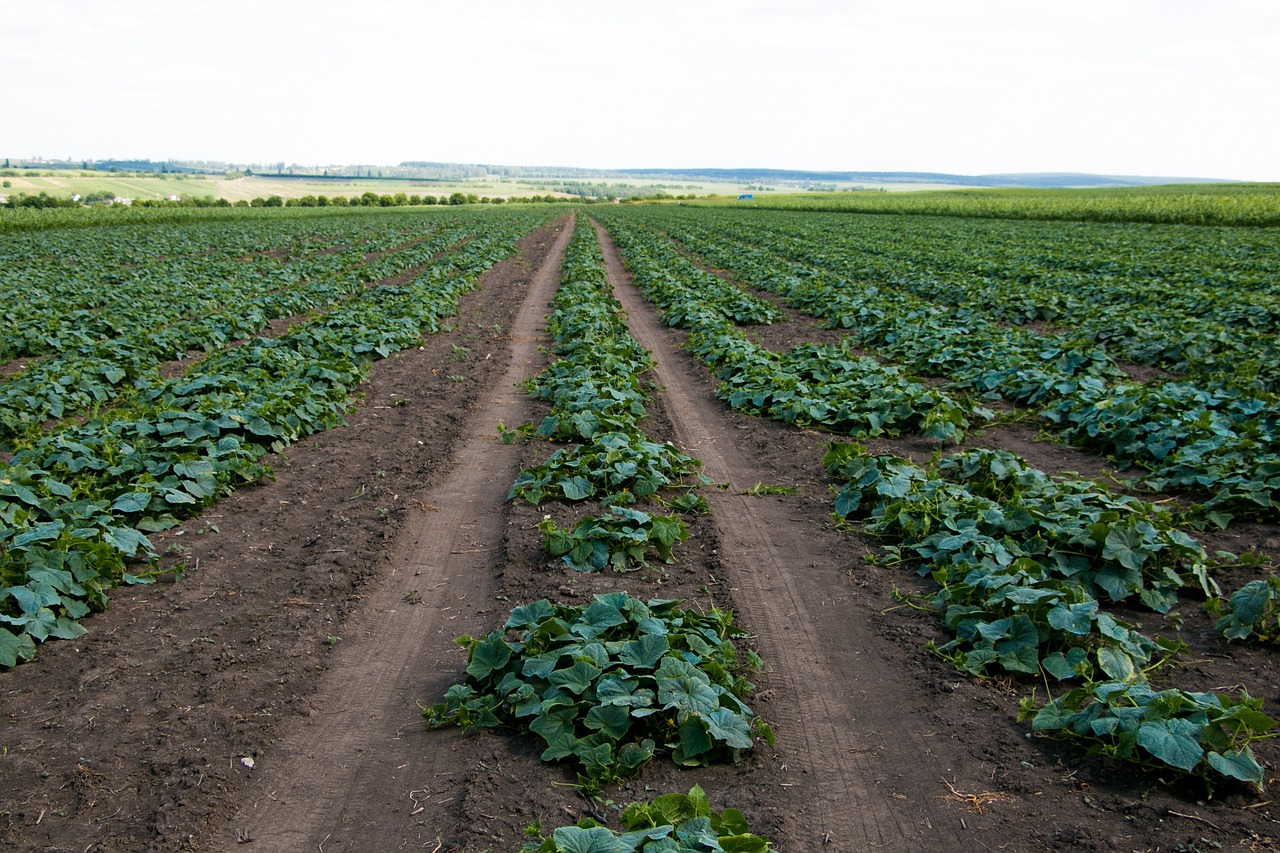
[1136,719,1203,772]
[1206,748,1264,784]
[619,634,670,669]
[574,600,627,640]
[657,660,719,715]
[1097,646,1137,682]
[0,626,38,668]
[466,632,512,681]
[704,707,754,750]
[548,660,603,695]
[584,703,632,740]
[551,825,630,853]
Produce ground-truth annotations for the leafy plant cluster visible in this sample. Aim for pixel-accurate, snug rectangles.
[422,594,771,795]
[2,211,429,360]
[824,443,1274,787]
[0,224,480,446]
[1207,575,1280,642]
[540,506,690,574]
[602,228,780,328]
[594,217,978,444]
[825,444,1207,679]
[521,785,774,853]
[656,204,1280,392]
[1,211,556,666]
[608,208,1280,519]
[1019,680,1273,789]
[701,335,977,442]
[510,223,704,572]
[624,210,1127,407]
[1042,379,1280,518]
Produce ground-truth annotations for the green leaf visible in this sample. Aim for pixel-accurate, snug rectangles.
[596,674,655,709]
[584,704,632,740]
[531,707,578,752]
[548,660,603,695]
[507,599,556,630]
[551,825,629,853]
[675,715,714,763]
[575,600,627,638]
[1206,748,1264,785]
[48,616,87,640]
[466,632,513,681]
[1041,647,1090,681]
[704,707,754,749]
[618,634,670,670]
[658,661,719,715]
[1046,601,1098,636]
[559,476,594,501]
[0,626,38,668]
[111,492,152,513]
[1137,719,1203,772]
[720,834,772,853]
[103,526,152,557]
[13,520,65,548]
[1097,646,1137,682]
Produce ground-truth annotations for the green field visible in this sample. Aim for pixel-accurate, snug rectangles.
[0,169,766,204]
[716,182,1280,226]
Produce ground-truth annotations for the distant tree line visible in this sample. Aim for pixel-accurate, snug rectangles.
[3,190,628,212]
[1,192,82,209]
[133,192,604,209]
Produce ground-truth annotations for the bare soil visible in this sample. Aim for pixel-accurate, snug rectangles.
[2,215,1279,853]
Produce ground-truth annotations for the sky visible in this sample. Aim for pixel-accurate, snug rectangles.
[3,0,1278,180]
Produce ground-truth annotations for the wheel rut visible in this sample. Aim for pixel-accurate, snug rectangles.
[223,216,575,852]
[593,219,971,851]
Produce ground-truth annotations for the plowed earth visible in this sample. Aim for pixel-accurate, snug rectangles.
[2,215,1279,853]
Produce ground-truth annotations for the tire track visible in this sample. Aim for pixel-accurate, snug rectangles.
[593,219,970,850]
[222,217,575,852]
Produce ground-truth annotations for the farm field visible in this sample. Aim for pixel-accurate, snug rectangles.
[0,171,756,205]
[1,201,1279,852]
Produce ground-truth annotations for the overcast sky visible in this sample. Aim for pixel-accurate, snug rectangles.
[4,0,1277,180]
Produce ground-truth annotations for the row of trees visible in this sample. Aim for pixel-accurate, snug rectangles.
[140,193,610,209]
[1,192,82,209]
[3,191,636,213]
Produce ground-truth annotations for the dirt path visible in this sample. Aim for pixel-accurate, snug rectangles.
[593,220,977,849]
[0,219,573,853]
[223,217,577,851]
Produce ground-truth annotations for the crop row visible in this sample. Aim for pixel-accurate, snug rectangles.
[593,207,1278,792]
[654,206,1280,391]
[1,213,434,360]
[425,222,776,847]
[0,210,554,666]
[0,224,486,447]
[711,210,1278,381]
[509,221,705,572]
[594,213,979,444]
[824,443,1273,788]
[730,183,1280,228]
[605,208,1280,519]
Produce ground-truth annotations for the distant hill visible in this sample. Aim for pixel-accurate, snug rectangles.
[605,167,1236,188]
[3,156,1236,188]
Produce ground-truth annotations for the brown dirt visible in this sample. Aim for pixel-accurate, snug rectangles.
[1,214,1279,853]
